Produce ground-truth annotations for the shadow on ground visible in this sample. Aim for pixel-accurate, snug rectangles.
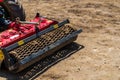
[0,42,84,80]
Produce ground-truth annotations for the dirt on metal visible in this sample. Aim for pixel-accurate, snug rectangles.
[9,26,75,61]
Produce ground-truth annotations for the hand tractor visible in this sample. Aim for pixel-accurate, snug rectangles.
[0,0,82,73]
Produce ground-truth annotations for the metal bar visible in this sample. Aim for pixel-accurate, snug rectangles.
[5,34,37,52]
[20,21,39,25]
[58,19,69,27]
[1,48,15,71]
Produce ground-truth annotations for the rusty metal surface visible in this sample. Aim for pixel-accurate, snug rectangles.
[9,25,76,63]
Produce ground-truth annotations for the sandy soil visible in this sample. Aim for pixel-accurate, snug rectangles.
[0,0,120,80]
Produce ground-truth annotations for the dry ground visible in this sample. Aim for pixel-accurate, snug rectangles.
[0,0,120,80]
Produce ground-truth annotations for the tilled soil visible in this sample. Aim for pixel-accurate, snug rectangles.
[0,0,120,80]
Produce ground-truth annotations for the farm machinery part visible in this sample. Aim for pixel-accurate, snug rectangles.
[0,0,82,73]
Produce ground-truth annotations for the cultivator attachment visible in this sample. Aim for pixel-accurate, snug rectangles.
[0,15,82,73]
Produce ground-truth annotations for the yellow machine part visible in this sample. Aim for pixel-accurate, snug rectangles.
[0,50,4,67]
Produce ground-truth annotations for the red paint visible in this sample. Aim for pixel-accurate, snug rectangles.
[0,17,57,48]
[0,0,3,2]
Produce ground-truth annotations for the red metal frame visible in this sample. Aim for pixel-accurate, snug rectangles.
[0,0,3,3]
[0,17,57,48]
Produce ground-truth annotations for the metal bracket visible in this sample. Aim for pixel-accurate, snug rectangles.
[1,48,15,70]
